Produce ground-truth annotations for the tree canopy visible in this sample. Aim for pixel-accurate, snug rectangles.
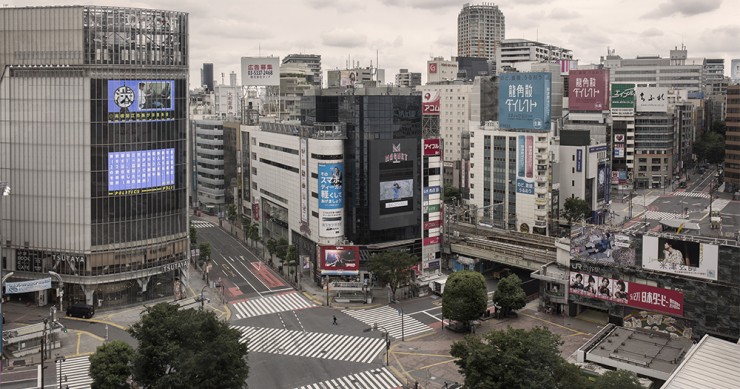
[128,303,249,389]
[444,185,461,203]
[492,274,527,317]
[441,270,488,327]
[89,340,135,389]
[198,242,211,264]
[450,326,586,389]
[592,369,643,389]
[693,131,725,164]
[368,250,418,301]
[189,223,197,246]
[562,197,591,225]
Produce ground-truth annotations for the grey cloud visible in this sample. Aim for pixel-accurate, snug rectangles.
[643,0,722,18]
[321,28,368,48]
[640,28,663,37]
[379,0,459,10]
[697,25,740,53]
[305,0,365,12]
[549,8,580,19]
[197,18,273,40]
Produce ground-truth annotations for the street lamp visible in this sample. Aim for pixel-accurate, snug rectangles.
[0,181,9,372]
[55,354,66,389]
[366,323,391,366]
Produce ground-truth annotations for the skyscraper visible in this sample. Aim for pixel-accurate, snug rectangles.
[457,3,505,60]
[202,63,214,92]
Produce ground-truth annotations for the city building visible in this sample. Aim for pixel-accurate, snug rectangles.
[0,5,190,308]
[326,67,386,88]
[282,53,322,87]
[202,63,214,92]
[704,58,727,95]
[726,85,740,190]
[193,119,241,211]
[457,3,505,60]
[426,57,459,83]
[456,56,493,80]
[603,46,705,93]
[279,62,316,121]
[496,39,573,73]
[395,69,421,88]
[213,74,242,119]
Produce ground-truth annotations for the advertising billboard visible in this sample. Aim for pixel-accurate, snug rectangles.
[597,162,607,202]
[516,135,534,195]
[499,72,552,131]
[422,90,441,116]
[576,149,583,172]
[369,139,418,229]
[318,163,344,237]
[319,245,360,276]
[614,144,625,158]
[423,138,441,156]
[569,270,684,316]
[641,235,719,280]
[568,69,610,112]
[340,70,358,87]
[108,149,175,195]
[107,80,174,123]
[635,87,669,113]
[240,57,280,86]
[570,225,636,266]
[380,179,413,201]
[610,83,635,116]
[732,59,740,82]
[623,308,693,339]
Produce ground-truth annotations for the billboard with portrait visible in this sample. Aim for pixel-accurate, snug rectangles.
[107,80,174,123]
[422,90,441,116]
[597,162,607,202]
[641,235,718,280]
[369,139,418,229]
[568,69,610,112]
[516,135,534,195]
[318,163,344,237]
[340,70,358,87]
[108,148,175,195]
[320,245,360,275]
[499,72,551,131]
[570,225,636,266]
[241,57,280,86]
[380,179,413,201]
[635,87,669,113]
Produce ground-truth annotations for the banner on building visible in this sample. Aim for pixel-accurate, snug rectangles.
[614,144,625,158]
[319,246,359,276]
[516,135,535,195]
[5,278,52,294]
[107,80,175,123]
[318,163,344,237]
[240,57,280,86]
[641,235,719,280]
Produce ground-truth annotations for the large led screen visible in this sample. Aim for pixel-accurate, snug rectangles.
[369,139,418,229]
[380,179,413,201]
[318,163,344,237]
[108,80,175,123]
[641,235,718,280]
[319,245,360,276]
[108,148,175,195]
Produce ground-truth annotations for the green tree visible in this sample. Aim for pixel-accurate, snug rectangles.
[276,238,289,272]
[368,250,418,302]
[492,274,527,317]
[198,242,211,264]
[189,223,197,247]
[694,131,725,164]
[562,197,591,225]
[451,327,583,389]
[247,223,260,248]
[286,244,299,282]
[441,271,488,331]
[593,369,643,389]
[89,340,135,389]
[444,185,461,203]
[266,238,277,264]
[129,303,249,389]
[241,216,250,241]
[227,204,238,234]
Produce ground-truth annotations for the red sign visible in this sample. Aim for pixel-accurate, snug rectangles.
[422,90,440,116]
[319,246,360,275]
[569,271,683,316]
[569,69,610,112]
[252,203,260,222]
[423,236,440,246]
[423,138,441,156]
[423,220,441,230]
[428,63,438,73]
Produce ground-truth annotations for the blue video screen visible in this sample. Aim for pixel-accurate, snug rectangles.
[108,148,175,195]
[107,80,175,123]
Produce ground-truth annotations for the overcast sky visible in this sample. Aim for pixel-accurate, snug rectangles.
[10,0,739,86]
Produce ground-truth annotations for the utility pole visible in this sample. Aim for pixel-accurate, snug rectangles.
[40,318,48,389]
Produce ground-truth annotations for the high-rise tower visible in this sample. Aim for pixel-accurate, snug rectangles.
[457,3,505,60]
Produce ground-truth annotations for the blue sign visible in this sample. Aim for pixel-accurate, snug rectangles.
[108,80,175,123]
[576,149,583,172]
[108,149,175,195]
[499,72,551,131]
[516,178,535,195]
[5,278,52,294]
[319,163,343,210]
[423,186,440,197]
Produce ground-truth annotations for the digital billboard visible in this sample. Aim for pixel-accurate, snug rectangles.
[499,72,552,131]
[610,83,635,116]
[380,179,413,201]
[641,235,718,280]
[340,70,358,87]
[635,87,669,113]
[107,80,174,123]
[614,144,625,158]
[318,163,344,237]
[369,139,418,229]
[241,57,280,86]
[108,148,175,195]
[422,90,441,116]
[597,162,607,201]
[320,245,360,276]
[568,69,609,112]
[570,225,636,266]
[569,270,684,316]
[516,135,534,195]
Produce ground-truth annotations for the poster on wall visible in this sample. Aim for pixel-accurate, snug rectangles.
[499,72,552,131]
[318,163,344,237]
[319,246,359,276]
[570,225,636,266]
[108,80,175,123]
[641,235,719,280]
[568,69,610,112]
[240,57,280,86]
[108,148,175,195]
[597,163,607,201]
[516,135,534,195]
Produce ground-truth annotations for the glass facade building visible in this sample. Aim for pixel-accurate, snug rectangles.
[0,6,189,308]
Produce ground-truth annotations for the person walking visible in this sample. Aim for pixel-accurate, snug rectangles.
[333,315,338,325]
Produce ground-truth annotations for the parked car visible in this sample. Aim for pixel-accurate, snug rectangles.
[66,303,95,319]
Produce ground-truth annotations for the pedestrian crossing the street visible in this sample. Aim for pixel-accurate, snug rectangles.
[191,220,215,229]
[643,211,685,221]
[232,326,386,364]
[341,306,433,340]
[58,356,92,389]
[231,291,317,319]
[672,191,710,199]
[294,367,402,389]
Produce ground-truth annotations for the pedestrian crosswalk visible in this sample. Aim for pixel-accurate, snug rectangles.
[294,367,402,389]
[341,306,433,340]
[232,326,386,364]
[704,199,731,213]
[58,356,92,389]
[231,291,317,319]
[191,220,214,229]
[643,211,685,220]
[672,191,710,199]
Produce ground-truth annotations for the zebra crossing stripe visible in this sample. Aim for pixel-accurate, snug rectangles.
[294,367,402,389]
[643,211,684,220]
[341,306,433,340]
[232,291,316,319]
[672,191,709,198]
[232,326,386,364]
[59,356,93,389]
[190,220,215,228]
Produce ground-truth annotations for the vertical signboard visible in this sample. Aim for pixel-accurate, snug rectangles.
[299,138,308,224]
[499,72,552,131]
[610,83,635,116]
[318,163,344,237]
[597,162,606,202]
[240,57,280,86]
[516,135,534,195]
[576,149,583,172]
[635,87,669,113]
[568,69,610,111]
[423,138,441,156]
[369,139,418,229]
[422,90,441,116]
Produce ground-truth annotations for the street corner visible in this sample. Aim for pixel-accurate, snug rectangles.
[302,291,325,306]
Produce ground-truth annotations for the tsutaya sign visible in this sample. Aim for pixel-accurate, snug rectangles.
[161,260,188,273]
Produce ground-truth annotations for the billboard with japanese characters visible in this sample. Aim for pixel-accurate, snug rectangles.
[516,135,534,195]
[107,80,175,123]
[568,69,610,112]
[368,139,418,229]
[641,235,719,280]
[318,163,344,237]
[422,90,441,116]
[635,87,669,113]
[610,83,635,116]
[499,72,551,131]
[240,57,280,86]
